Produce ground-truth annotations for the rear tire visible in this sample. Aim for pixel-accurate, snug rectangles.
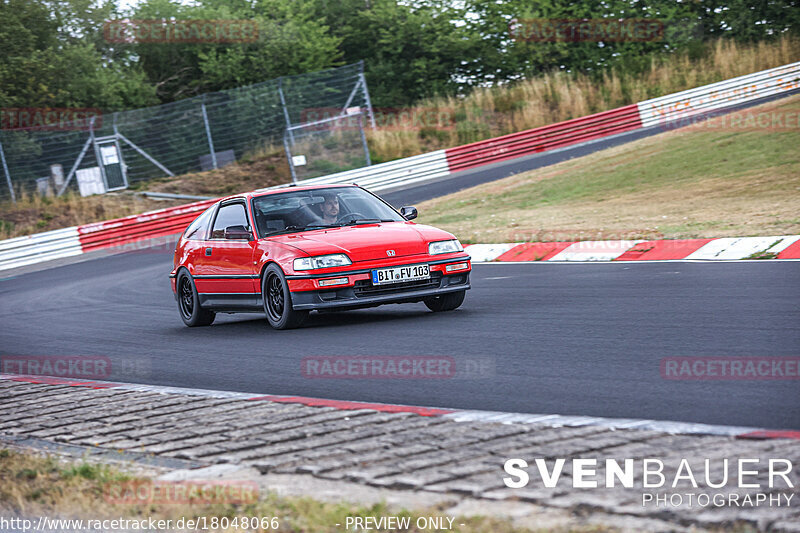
[424,290,466,312]
[263,264,308,330]
[177,271,215,327]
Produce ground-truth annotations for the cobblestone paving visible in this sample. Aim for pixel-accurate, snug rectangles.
[1,380,798,531]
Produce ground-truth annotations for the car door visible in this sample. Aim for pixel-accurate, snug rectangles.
[194,200,258,302]
[179,204,217,276]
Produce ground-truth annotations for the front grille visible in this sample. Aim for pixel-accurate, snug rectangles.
[354,272,442,298]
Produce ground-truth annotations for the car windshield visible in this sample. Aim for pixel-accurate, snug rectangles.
[251,187,405,237]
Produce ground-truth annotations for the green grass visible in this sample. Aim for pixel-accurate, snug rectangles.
[451,130,796,212]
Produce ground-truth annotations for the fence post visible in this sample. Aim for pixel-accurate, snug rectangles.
[283,134,297,184]
[112,112,129,188]
[58,136,93,196]
[278,77,295,144]
[201,95,217,169]
[358,113,371,167]
[358,60,376,129]
[89,115,109,191]
[0,140,15,203]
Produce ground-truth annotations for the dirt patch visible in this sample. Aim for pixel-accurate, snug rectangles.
[423,173,800,244]
[134,150,291,197]
[459,174,799,243]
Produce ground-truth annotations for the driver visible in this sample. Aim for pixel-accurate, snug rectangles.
[319,192,340,224]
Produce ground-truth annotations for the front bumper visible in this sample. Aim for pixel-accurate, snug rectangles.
[290,270,470,311]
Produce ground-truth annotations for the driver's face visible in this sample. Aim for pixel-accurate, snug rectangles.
[321,196,339,218]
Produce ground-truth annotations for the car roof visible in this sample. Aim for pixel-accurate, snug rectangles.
[218,183,359,204]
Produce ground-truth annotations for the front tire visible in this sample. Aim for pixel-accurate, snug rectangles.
[177,271,215,327]
[263,264,308,330]
[424,290,466,312]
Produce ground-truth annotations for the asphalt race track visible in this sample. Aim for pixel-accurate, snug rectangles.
[1,248,799,431]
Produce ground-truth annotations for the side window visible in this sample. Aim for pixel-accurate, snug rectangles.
[211,203,248,239]
[184,206,215,240]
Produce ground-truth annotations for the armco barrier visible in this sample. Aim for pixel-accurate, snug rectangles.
[1,61,798,271]
[445,104,643,173]
[286,149,450,193]
[638,62,800,127]
[0,227,82,271]
[77,199,216,252]
[0,200,215,272]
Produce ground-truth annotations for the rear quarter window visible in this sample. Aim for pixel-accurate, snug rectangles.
[184,205,216,241]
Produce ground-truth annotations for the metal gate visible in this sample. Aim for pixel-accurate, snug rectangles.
[96,138,128,191]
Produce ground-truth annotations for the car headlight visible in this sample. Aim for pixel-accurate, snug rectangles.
[293,254,352,271]
[428,239,463,255]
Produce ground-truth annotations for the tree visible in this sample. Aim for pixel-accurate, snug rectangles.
[695,0,800,41]
[460,0,706,85]
[128,0,342,102]
[0,0,157,110]
[310,0,478,106]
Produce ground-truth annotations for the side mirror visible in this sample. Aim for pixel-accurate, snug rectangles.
[400,206,418,221]
[224,225,253,240]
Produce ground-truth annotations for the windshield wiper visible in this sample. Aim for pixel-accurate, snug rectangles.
[265,224,340,236]
[339,218,395,226]
[303,224,341,229]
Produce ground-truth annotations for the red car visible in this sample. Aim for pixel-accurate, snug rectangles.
[170,184,471,329]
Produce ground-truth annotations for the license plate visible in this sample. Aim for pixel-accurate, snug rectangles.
[372,264,430,285]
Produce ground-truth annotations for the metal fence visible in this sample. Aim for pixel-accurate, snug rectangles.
[284,111,371,182]
[0,61,374,202]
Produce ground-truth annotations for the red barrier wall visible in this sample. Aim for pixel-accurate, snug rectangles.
[78,199,217,252]
[445,104,643,173]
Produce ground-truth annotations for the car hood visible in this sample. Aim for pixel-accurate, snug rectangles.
[271,222,456,262]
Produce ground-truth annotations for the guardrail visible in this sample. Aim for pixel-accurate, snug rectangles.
[0,200,215,271]
[286,149,450,193]
[637,62,800,127]
[0,227,82,271]
[445,104,643,173]
[77,199,216,253]
[1,61,798,271]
